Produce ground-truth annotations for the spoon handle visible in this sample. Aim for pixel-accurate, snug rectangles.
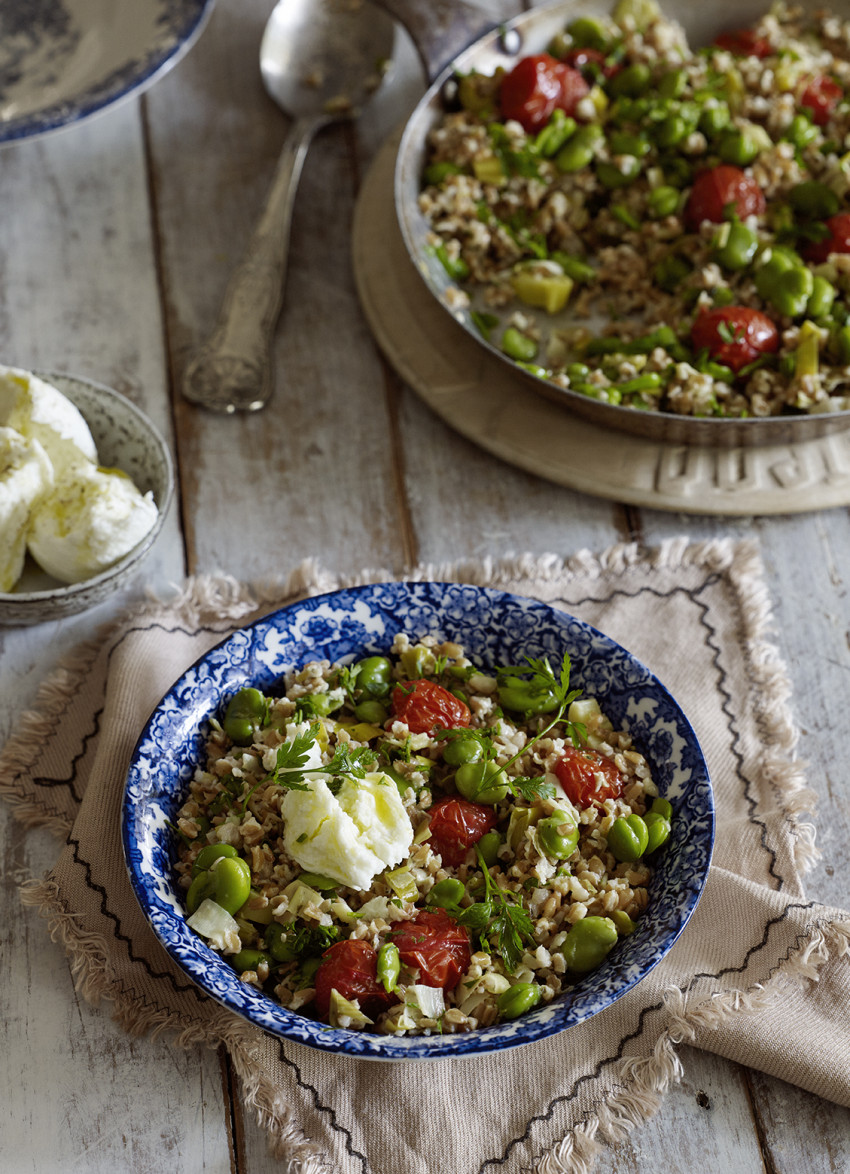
[371,0,497,83]
[182,115,321,413]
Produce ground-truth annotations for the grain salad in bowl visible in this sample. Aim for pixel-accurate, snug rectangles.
[123,583,713,1059]
[417,0,850,421]
[173,637,670,1035]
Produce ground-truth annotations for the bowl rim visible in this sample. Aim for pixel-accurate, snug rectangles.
[122,581,715,1060]
[0,0,217,145]
[0,370,174,606]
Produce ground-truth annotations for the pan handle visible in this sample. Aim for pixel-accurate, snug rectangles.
[371,0,501,83]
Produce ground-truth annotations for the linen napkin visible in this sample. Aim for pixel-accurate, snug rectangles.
[2,538,849,1174]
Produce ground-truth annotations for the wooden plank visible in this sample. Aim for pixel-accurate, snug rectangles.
[0,94,219,1174]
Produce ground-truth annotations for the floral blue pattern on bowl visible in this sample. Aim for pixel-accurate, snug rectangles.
[0,0,215,144]
[122,582,714,1060]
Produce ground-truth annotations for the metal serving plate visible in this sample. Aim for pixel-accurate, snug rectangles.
[391,0,850,448]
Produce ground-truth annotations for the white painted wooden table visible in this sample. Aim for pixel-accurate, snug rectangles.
[1,2,849,1170]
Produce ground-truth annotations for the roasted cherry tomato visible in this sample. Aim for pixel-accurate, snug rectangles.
[391,908,471,989]
[554,744,624,808]
[314,939,397,1020]
[390,678,471,734]
[562,47,619,80]
[713,28,771,58]
[500,54,590,132]
[684,165,766,230]
[802,211,850,263]
[426,795,497,866]
[800,75,843,126]
[690,306,779,373]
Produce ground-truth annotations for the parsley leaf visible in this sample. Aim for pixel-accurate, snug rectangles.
[458,848,538,972]
[258,722,378,802]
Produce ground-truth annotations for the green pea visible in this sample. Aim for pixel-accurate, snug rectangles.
[501,327,538,362]
[185,869,216,915]
[231,948,273,974]
[596,157,642,189]
[650,796,673,820]
[192,842,238,876]
[658,68,687,99]
[755,250,813,316]
[223,687,267,745]
[356,655,393,699]
[551,253,596,283]
[608,130,651,157]
[788,181,840,220]
[562,916,619,974]
[699,103,731,137]
[477,830,502,868]
[610,910,637,935]
[565,361,591,382]
[428,876,466,910]
[713,221,759,271]
[498,675,560,715]
[213,855,252,914]
[298,872,339,891]
[455,761,510,805]
[784,113,820,150]
[607,62,652,98]
[607,814,650,862]
[647,185,680,219]
[643,811,671,852]
[566,16,609,51]
[555,124,603,172]
[298,956,322,985]
[424,161,463,185]
[654,113,690,148]
[534,110,577,157]
[537,811,580,859]
[616,374,662,397]
[718,128,761,166]
[353,699,388,724]
[435,243,469,282]
[442,733,485,767]
[376,942,401,993]
[264,922,296,962]
[807,274,836,319]
[496,981,541,1020]
[830,321,850,363]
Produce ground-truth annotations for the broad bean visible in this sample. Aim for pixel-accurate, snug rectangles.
[562,916,618,974]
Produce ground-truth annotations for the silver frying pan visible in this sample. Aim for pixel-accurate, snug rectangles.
[377,0,850,448]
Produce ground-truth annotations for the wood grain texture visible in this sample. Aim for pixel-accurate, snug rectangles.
[1,0,849,1169]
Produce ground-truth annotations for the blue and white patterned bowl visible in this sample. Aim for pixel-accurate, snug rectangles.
[0,0,215,144]
[122,582,714,1060]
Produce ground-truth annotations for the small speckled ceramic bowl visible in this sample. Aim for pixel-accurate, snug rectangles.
[0,371,174,626]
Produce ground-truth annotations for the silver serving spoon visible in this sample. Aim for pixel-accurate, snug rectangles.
[183,0,395,413]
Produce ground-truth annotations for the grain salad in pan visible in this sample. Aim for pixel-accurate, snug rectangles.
[174,634,673,1035]
[418,0,850,419]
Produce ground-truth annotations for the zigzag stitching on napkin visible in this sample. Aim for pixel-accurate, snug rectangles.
[272,1042,370,1172]
[525,914,850,1174]
[475,896,834,1172]
[61,831,211,1000]
[20,874,331,1172]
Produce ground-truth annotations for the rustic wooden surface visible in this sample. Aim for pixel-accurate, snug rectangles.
[1,1,849,1170]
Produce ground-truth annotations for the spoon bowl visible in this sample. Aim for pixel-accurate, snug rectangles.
[183,0,395,414]
[262,0,392,120]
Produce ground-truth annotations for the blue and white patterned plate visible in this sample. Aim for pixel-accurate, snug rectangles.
[0,0,215,144]
[122,582,714,1060]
